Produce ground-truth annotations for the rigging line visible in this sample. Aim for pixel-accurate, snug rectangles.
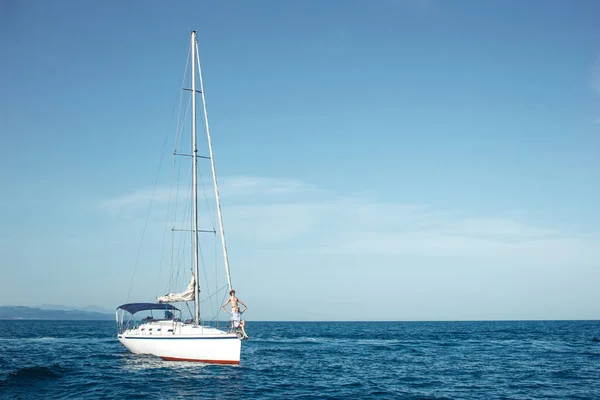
[170,48,191,224]
[180,166,193,274]
[195,175,219,315]
[174,167,193,294]
[162,153,177,295]
[126,93,188,304]
[167,66,191,292]
[196,153,216,231]
[199,284,228,304]
[174,232,186,290]
[171,154,193,292]
[173,44,191,153]
[203,284,229,324]
[167,99,192,294]
[191,178,218,320]
[157,138,185,295]
[156,120,179,296]
[195,39,233,292]
[190,207,196,320]
[198,232,215,314]
[169,228,175,292]
[170,120,185,292]
[127,40,192,303]
[174,182,192,291]
[165,74,192,294]
[171,98,191,237]
[125,143,167,303]
[215,232,218,317]
[195,169,217,314]
[217,287,230,321]
[198,168,217,232]
[172,222,190,289]
[174,95,191,157]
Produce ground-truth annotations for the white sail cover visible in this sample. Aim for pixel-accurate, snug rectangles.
[157,277,195,303]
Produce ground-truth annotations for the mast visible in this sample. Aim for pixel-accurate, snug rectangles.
[191,30,200,326]
[194,38,233,291]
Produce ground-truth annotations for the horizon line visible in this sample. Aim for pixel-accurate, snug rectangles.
[1,318,598,322]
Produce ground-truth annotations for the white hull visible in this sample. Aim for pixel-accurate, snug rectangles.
[118,321,241,364]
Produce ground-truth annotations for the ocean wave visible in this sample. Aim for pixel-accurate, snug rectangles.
[2,321,600,399]
[0,337,113,343]
[4,363,67,384]
[250,336,326,344]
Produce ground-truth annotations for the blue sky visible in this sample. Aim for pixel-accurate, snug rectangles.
[1,0,599,321]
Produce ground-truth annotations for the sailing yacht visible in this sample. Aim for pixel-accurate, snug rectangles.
[116,30,242,364]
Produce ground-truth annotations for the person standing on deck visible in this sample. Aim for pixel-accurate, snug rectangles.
[222,289,247,314]
[222,290,248,339]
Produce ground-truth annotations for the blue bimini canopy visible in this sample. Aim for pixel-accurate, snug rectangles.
[116,303,180,315]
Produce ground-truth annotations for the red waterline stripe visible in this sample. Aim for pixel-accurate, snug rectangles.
[161,356,239,365]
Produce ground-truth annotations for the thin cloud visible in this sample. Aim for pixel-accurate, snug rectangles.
[100,176,598,266]
[219,176,319,197]
[438,218,558,239]
[218,179,596,266]
[99,176,317,215]
[321,230,599,265]
[99,187,173,215]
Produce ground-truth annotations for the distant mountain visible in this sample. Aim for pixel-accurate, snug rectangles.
[79,305,114,314]
[37,304,114,314]
[36,304,78,311]
[0,306,114,320]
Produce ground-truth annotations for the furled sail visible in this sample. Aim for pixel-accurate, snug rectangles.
[157,276,195,303]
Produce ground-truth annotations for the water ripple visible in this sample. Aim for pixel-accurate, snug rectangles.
[0,320,599,399]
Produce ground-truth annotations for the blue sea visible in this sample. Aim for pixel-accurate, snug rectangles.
[0,320,599,399]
